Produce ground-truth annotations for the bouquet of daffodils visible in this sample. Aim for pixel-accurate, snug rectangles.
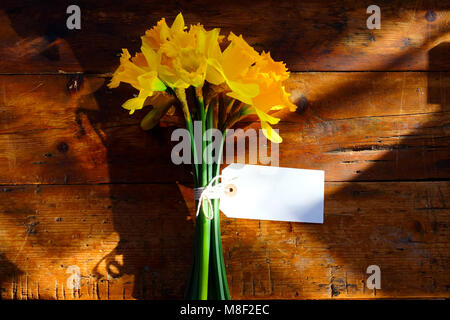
[108,13,296,300]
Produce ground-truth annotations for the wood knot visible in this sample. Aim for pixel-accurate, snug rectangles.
[425,10,437,22]
[294,95,309,115]
[57,142,69,153]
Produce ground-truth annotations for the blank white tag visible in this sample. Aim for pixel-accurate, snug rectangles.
[219,164,324,223]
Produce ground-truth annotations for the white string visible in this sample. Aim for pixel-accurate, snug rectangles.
[194,175,234,220]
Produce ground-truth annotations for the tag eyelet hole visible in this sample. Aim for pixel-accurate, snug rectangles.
[224,184,237,197]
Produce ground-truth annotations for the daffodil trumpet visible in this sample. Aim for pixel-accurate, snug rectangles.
[108,13,296,300]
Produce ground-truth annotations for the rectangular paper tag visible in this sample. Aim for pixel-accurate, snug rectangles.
[219,164,324,223]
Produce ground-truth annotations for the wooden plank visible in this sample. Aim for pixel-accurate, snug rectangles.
[0,72,448,184]
[0,1,449,73]
[0,181,448,299]
[0,183,195,299]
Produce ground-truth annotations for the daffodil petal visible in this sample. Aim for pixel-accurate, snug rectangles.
[208,57,259,102]
[226,91,253,105]
[255,108,280,125]
[138,72,166,92]
[206,29,222,60]
[159,65,190,89]
[282,86,298,112]
[196,27,206,53]
[108,49,145,89]
[141,44,161,69]
[122,97,147,114]
[228,80,259,99]
[221,32,260,79]
[122,89,153,114]
[205,64,225,85]
[171,13,185,33]
[269,105,284,111]
[141,18,169,51]
[260,120,282,143]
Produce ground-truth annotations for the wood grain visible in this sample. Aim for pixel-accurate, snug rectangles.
[0,182,448,299]
[0,1,449,73]
[0,72,448,184]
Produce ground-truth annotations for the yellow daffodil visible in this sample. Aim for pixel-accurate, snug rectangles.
[208,34,295,142]
[206,32,260,104]
[141,13,222,89]
[108,49,166,114]
[141,13,185,51]
[141,18,168,51]
[110,13,296,142]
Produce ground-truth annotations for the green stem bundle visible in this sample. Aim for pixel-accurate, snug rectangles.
[183,87,230,300]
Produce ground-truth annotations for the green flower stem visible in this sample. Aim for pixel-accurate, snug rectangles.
[210,129,230,299]
[175,88,199,186]
[196,86,211,300]
[207,105,213,181]
[177,87,200,300]
[207,102,219,299]
[185,204,201,299]
[196,87,207,185]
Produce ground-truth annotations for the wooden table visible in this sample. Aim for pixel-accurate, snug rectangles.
[0,0,449,299]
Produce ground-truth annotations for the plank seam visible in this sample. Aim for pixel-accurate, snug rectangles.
[0,179,450,188]
[0,70,449,76]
